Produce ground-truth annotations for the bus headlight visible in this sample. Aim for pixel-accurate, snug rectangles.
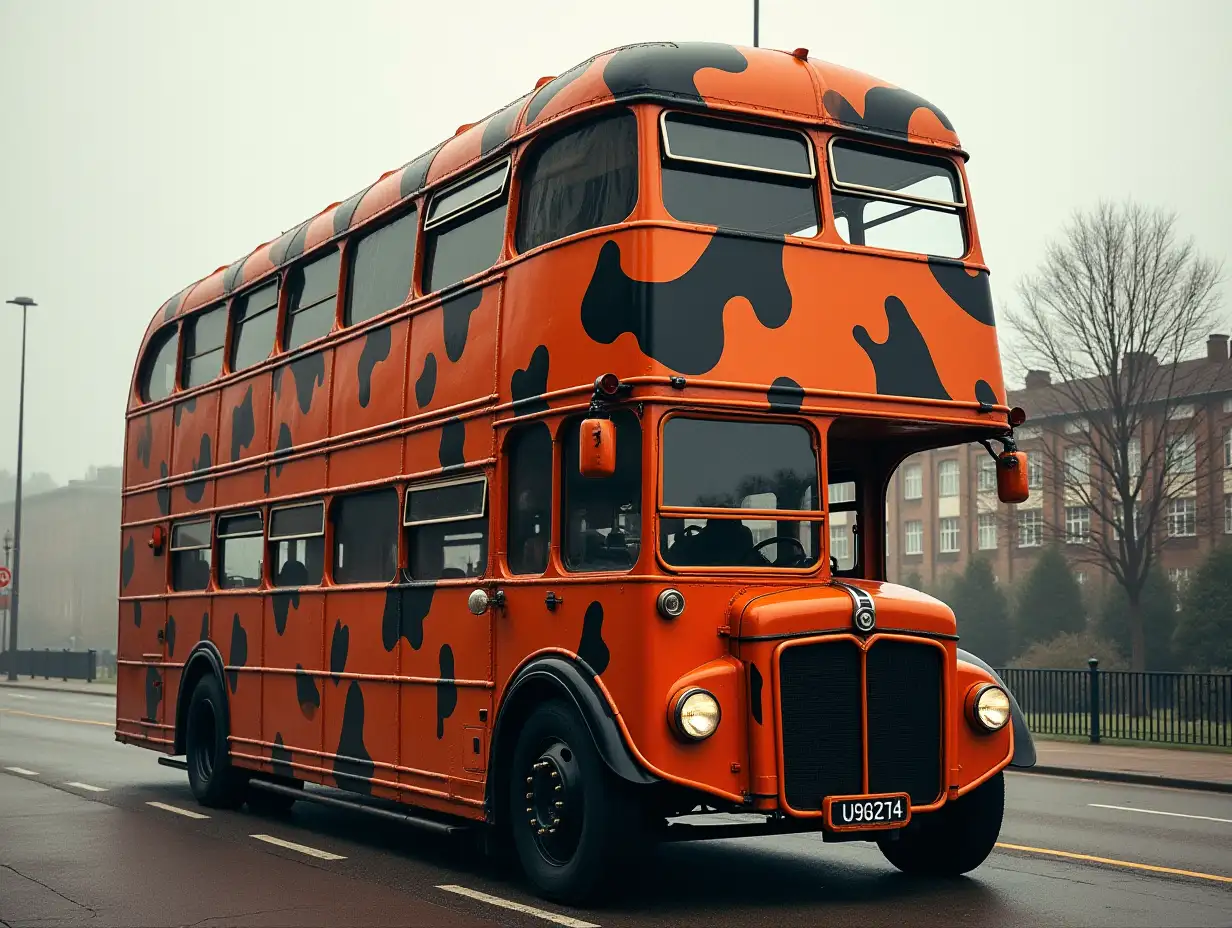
[968,683,1011,732]
[671,688,721,741]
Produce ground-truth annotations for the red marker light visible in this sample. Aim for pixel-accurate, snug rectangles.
[791,47,809,59]
[596,373,621,396]
[1009,406,1027,427]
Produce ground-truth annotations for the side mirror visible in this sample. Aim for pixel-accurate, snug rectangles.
[996,451,1030,503]
[579,417,617,479]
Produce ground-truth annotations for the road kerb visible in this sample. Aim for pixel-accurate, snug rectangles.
[0,681,116,698]
[1017,764,1232,794]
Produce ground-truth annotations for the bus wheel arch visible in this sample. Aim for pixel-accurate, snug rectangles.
[174,644,228,755]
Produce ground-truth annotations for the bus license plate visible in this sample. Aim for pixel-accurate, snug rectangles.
[824,793,911,831]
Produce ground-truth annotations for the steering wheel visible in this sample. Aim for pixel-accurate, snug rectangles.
[748,536,810,567]
[680,524,703,538]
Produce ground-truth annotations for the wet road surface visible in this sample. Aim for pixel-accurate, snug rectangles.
[2,687,1230,927]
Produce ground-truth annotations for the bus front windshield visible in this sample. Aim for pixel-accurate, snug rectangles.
[659,417,822,568]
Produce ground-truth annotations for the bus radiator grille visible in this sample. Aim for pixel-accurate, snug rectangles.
[866,638,944,805]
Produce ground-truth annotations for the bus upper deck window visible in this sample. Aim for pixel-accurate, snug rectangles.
[182,304,227,388]
[284,249,340,351]
[660,111,819,238]
[231,281,278,373]
[828,140,966,258]
[347,208,418,326]
[423,159,511,293]
[139,324,179,403]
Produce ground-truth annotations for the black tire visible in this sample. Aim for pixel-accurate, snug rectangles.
[508,700,640,905]
[878,772,1004,876]
[185,672,246,809]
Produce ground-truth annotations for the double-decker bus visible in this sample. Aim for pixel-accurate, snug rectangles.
[117,41,1036,903]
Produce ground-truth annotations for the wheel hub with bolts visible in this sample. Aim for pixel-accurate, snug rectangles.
[524,741,582,864]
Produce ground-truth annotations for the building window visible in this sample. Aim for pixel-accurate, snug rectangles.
[1168,566,1191,592]
[405,476,488,580]
[978,456,996,492]
[284,248,340,350]
[1225,428,1232,469]
[903,464,922,500]
[1128,436,1141,477]
[332,488,399,584]
[1168,403,1194,420]
[424,159,511,292]
[346,209,418,325]
[1225,494,1232,534]
[1075,570,1087,586]
[830,522,851,564]
[1166,497,1196,537]
[506,424,553,575]
[939,517,960,553]
[182,305,227,388]
[1174,434,1196,473]
[1027,456,1043,490]
[516,109,639,253]
[977,513,997,550]
[269,502,325,587]
[938,460,959,497]
[1064,445,1089,486]
[217,511,263,589]
[231,281,278,373]
[904,520,923,556]
[829,481,856,504]
[170,519,212,592]
[1018,510,1043,548]
[563,410,642,572]
[1065,505,1090,544]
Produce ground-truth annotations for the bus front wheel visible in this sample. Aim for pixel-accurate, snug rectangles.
[185,673,246,809]
[877,771,1004,876]
[508,700,639,904]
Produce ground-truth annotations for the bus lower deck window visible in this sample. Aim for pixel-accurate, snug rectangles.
[404,476,489,579]
[269,502,325,587]
[170,518,213,591]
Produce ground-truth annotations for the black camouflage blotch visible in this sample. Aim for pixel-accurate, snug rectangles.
[357,325,392,408]
[853,296,951,401]
[603,42,747,104]
[439,419,465,468]
[268,223,306,266]
[272,590,300,636]
[271,733,294,780]
[442,289,482,363]
[157,462,170,515]
[511,345,550,415]
[223,257,247,294]
[767,376,804,412]
[525,59,591,125]
[263,467,270,495]
[581,236,791,375]
[230,385,256,462]
[164,615,177,659]
[334,184,375,235]
[295,664,321,718]
[121,537,135,590]
[335,681,374,795]
[928,260,995,326]
[400,144,443,199]
[133,601,142,629]
[200,611,209,643]
[227,613,247,694]
[174,396,196,428]
[822,86,954,138]
[750,663,764,725]
[184,434,211,504]
[415,352,437,408]
[436,644,457,739]
[975,380,998,406]
[162,286,190,323]
[137,415,153,468]
[577,601,610,674]
[284,222,312,264]
[273,424,293,476]
[144,666,162,721]
[275,352,326,415]
[330,619,349,684]
[381,585,436,652]
[481,95,526,155]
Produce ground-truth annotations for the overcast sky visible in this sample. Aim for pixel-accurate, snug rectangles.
[0,0,1227,483]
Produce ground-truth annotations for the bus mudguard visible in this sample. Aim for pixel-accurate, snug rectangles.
[172,642,229,755]
[957,647,1037,768]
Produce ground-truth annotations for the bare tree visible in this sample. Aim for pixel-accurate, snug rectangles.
[1009,202,1223,671]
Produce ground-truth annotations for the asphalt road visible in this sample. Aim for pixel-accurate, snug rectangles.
[2,688,1230,928]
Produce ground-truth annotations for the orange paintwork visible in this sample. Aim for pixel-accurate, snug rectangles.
[117,42,1016,828]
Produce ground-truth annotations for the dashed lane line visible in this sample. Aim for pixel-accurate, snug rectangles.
[996,842,1232,884]
[65,781,108,792]
[0,708,112,727]
[3,692,35,699]
[1089,802,1232,825]
[147,801,209,820]
[437,885,600,928]
[250,834,347,860]
[4,766,39,776]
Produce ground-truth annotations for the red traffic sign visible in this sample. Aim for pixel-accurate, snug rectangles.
[0,566,10,590]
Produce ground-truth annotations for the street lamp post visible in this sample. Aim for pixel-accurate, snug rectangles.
[6,296,35,681]
[1,530,10,664]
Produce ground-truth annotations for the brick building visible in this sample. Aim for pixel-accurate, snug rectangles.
[885,334,1232,599]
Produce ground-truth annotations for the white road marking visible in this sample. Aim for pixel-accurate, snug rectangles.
[4,692,35,699]
[65,781,108,792]
[250,833,346,860]
[437,884,600,928]
[146,801,209,819]
[4,766,38,776]
[89,702,114,708]
[1089,802,1232,824]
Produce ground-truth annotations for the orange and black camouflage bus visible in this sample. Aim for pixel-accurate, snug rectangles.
[117,41,1036,903]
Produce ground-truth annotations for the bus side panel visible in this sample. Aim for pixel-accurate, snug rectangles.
[327,437,402,491]
[213,593,265,755]
[217,372,271,469]
[403,416,495,481]
[159,592,207,744]
[170,392,220,516]
[261,588,325,774]
[329,319,408,437]
[407,284,499,418]
[321,588,398,798]
[268,348,334,498]
[124,407,173,494]
[117,514,170,747]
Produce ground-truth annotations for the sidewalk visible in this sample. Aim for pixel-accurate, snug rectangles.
[1029,739,1232,792]
[0,677,116,698]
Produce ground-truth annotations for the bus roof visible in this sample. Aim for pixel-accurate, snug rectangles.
[146,41,962,337]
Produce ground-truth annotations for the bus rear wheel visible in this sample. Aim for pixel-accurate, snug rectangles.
[185,673,246,809]
[877,771,1004,876]
[508,700,639,904]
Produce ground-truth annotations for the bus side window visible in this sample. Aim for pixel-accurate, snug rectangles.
[515,108,639,253]
[170,518,213,592]
[404,476,488,580]
[422,159,510,293]
[332,487,399,584]
[231,280,279,373]
[284,248,340,351]
[139,324,179,403]
[506,424,553,575]
[346,208,418,326]
[562,410,642,573]
[182,304,227,388]
[217,511,264,589]
[269,501,325,587]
